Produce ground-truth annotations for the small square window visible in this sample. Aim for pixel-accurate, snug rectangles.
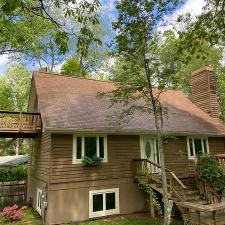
[89,188,119,218]
[187,137,209,159]
[73,136,107,164]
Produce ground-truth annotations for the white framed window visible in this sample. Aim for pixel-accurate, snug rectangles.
[187,137,209,159]
[73,135,107,164]
[36,188,42,215]
[89,188,120,218]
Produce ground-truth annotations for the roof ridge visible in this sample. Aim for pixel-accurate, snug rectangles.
[33,71,115,84]
[33,71,185,93]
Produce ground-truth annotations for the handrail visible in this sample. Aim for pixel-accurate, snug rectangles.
[0,111,42,133]
[195,172,222,203]
[133,158,187,189]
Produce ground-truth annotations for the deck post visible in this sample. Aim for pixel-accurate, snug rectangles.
[19,112,22,131]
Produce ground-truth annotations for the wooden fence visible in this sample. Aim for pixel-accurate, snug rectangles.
[0,181,27,207]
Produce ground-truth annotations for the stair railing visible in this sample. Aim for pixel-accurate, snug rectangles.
[132,159,187,201]
[195,172,222,204]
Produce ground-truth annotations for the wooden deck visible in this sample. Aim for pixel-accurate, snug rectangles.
[0,110,42,137]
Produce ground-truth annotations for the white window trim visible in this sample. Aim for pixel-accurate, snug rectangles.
[36,188,42,215]
[187,137,209,160]
[89,188,120,218]
[73,135,108,164]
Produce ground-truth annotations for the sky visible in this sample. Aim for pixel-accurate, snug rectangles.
[0,0,206,75]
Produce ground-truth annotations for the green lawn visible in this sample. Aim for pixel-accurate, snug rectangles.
[0,208,183,225]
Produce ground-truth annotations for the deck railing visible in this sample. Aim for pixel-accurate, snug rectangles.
[132,159,187,201]
[0,110,42,133]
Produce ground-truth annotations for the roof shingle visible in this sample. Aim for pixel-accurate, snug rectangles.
[32,72,225,136]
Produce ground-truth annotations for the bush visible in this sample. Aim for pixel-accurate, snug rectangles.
[0,165,27,182]
[0,204,27,221]
[196,154,225,192]
[82,155,102,166]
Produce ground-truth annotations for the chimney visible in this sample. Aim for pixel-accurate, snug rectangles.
[191,67,220,119]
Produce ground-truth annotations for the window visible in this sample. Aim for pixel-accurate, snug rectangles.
[36,188,42,215]
[73,135,107,163]
[89,188,120,218]
[187,137,209,159]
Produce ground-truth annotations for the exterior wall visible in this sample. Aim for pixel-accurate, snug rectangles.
[45,134,146,224]
[46,179,146,224]
[27,133,225,224]
[27,132,51,217]
[50,135,140,183]
[164,136,225,177]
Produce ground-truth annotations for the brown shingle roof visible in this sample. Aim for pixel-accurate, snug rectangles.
[33,72,225,136]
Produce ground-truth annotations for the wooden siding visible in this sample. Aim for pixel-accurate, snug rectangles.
[164,136,225,177]
[191,68,219,118]
[50,134,140,184]
[164,136,195,177]
[29,133,51,183]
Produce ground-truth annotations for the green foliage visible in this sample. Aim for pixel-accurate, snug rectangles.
[82,155,102,166]
[0,64,31,111]
[61,57,87,78]
[196,154,225,193]
[138,178,162,215]
[0,0,101,56]
[0,165,27,182]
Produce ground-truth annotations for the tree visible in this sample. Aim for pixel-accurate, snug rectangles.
[0,0,101,55]
[110,30,225,121]
[61,57,86,77]
[0,64,31,155]
[101,1,182,224]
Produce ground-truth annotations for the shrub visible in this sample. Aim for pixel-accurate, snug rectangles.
[0,165,27,182]
[196,154,225,193]
[0,204,27,221]
[82,155,102,166]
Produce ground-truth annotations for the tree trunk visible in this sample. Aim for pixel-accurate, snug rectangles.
[154,112,171,225]
[15,138,20,155]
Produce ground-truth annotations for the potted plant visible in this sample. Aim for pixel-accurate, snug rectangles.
[82,155,102,166]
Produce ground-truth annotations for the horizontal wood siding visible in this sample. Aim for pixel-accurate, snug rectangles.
[29,133,51,182]
[50,134,140,184]
[164,136,225,177]
[208,137,225,155]
[164,137,195,177]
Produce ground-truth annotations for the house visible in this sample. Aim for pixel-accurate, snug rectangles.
[26,67,225,225]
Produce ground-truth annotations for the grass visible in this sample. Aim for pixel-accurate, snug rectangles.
[0,208,183,225]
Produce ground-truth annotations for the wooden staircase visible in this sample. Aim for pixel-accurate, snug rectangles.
[132,159,225,224]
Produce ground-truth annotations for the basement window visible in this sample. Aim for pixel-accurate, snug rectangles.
[187,137,209,159]
[73,135,107,163]
[89,188,120,218]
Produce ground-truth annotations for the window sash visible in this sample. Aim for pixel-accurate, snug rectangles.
[73,135,107,163]
[89,188,119,218]
[187,137,209,159]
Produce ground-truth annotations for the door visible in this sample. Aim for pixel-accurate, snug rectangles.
[141,137,160,173]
